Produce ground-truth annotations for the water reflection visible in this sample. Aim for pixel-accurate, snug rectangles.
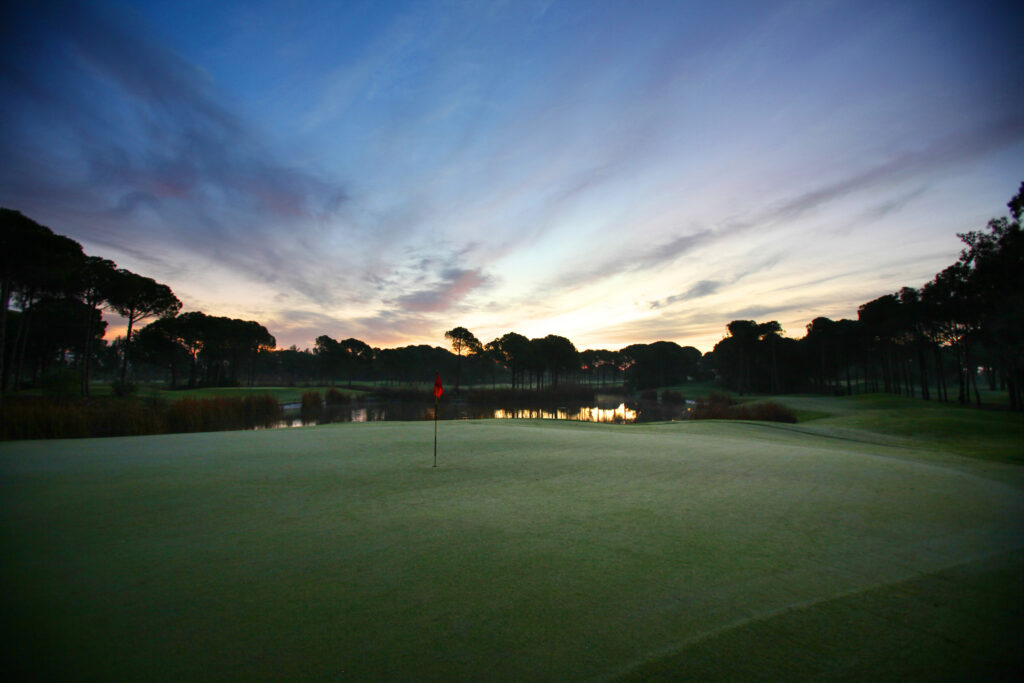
[493,403,637,423]
[273,399,688,429]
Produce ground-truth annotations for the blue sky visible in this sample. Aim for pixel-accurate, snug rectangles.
[2,0,1022,352]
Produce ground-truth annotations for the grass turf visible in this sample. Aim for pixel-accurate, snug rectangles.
[773,394,1024,464]
[1,401,1022,680]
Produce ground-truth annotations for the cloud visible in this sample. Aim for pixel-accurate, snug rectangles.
[538,113,1024,305]
[858,185,929,223]
[649,280,722,309]
[763,118,1024,226]
[724,303,803,321]
[391,267,489,313]
[0,0,350,296]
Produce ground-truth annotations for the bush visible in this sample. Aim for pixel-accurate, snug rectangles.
[165,395,281,433]
[1,394,282,440]
[742,401,798,423]
[300,391,322,423]
[639,389,658,401]
[706,391,734,408]
[691,397,797,423]
[325,388,350,405]
[661,390,684,404]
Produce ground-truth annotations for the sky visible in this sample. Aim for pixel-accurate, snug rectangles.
[2,0,1022,353]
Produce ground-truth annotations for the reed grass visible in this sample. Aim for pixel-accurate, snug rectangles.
[0,395,280,440]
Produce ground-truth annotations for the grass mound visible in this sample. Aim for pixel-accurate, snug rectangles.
[773,394,1024,464]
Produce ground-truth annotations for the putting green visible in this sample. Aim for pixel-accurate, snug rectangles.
[2,418,1022,680]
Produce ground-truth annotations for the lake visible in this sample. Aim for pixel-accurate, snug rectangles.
[274,395,694,428]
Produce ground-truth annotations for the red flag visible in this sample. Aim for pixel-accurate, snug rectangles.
[433,373,443,400]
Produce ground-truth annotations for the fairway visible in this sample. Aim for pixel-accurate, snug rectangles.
[2,417,1023,680]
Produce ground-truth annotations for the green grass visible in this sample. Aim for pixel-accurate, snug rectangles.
[1,400,1022,680]
[769,394,1024,464]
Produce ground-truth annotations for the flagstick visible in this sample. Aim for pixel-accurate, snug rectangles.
[433,394,438,468]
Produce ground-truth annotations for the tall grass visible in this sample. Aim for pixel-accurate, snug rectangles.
[1,395,281,440]
[166,395,280,433]
[300,391,322,423]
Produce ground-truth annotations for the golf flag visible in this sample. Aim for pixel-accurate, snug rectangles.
[433,373,442,467]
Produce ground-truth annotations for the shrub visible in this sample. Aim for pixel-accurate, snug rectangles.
[300,391,322,423]
[1,394,282,440]
[165,395,281,433]
[640,389,658,401]
[742,401,798,423]
[243,394,281,428]
[706,391,734,408]
[661,390,684,404]
[325,388,350,405]
[691,397,796,423]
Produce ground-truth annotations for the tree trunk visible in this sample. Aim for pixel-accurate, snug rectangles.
[954,347,966,404]
[120,310,136,387]
[81,301,98,398]
[964,344,981,408]
[917,342,930,400]
[0,278,10,396]
[933,346,947,402]
[12,306,31,392]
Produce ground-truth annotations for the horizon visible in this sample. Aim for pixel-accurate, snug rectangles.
[3,0,1022,354]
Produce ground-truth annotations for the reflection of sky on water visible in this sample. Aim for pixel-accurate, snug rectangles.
[493,403,637,424]
[277,400,693,428]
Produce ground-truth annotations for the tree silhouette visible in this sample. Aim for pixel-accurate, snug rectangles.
[75,256,117,397]
[482,339,505,389]
[106,269,181,387]
[726,320,759,395]
[619,341,699,390]
[757,321,783,394]
[537,334,578,389]
[133,316,188,388]
[0,210,85,392]
[957,191,1023,408]
[497,332,531,390]
[444,326,481,394]
[340,338,373,387]
[898,287,931,400]
[314,335,343,383]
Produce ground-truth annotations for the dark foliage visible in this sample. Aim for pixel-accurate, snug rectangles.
[325,388,350,405]
[691,394,797,423]
[661,390,685,404]
[0,394,280,440]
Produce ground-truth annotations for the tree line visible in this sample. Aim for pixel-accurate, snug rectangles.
[710,182,1023,410]
[0,209,274,396]
[3,180,1020,409]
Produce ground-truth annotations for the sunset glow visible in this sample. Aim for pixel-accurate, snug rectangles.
[2,0,1021,352]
